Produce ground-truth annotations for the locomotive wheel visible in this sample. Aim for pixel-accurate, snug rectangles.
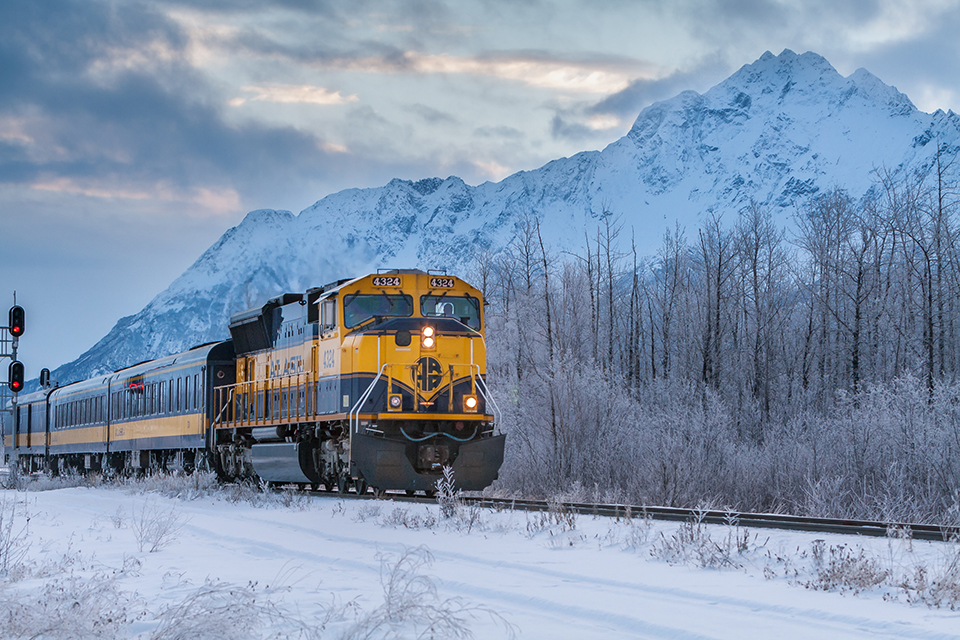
[405,490,415,497]
[372,487,385,499]
[424,490,436,498]
[355,479,367,496]
[337,475,349,494]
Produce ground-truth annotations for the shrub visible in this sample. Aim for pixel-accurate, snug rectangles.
[340,546,514,640]
[804,541,889,594]
[0,493,30,579]
[131,500,187,553]
[0,570,143,639]
[148,580,324,640]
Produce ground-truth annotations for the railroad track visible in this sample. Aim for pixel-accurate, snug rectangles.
[312,489,960,542]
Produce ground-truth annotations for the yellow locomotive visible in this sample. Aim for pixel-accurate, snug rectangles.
[215,269,505,494]
[4,270,505,495]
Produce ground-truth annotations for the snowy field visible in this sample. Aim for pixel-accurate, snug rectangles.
[1,477,960,639]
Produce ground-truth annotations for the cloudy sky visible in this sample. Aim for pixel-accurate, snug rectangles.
[4,0,960,376]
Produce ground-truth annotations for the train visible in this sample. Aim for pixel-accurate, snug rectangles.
[3,270,506,495]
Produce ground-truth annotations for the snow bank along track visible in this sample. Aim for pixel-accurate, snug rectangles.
[315,490,960,542]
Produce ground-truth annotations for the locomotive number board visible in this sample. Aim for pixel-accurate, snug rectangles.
[429,277,456,288]
[372,276,402,287]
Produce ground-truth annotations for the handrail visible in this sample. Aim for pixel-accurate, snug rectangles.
[213,386,234,427]
[471,364,502,430]
[214,372,318,429]
[213,363,499,433]
[349,364,388,435]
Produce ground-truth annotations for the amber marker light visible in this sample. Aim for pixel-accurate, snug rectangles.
[464,394,478,412]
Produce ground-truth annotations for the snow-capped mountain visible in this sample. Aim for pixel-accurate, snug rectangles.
[54,49,960,384]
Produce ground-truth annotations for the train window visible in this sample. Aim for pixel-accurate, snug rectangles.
[321,298,337,331]
[420,295,481,330]
[194,374,199,409]
[176,378,181,413]
[342,294,412,328]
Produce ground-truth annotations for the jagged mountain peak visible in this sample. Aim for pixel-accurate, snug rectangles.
[44,51,960,387]
[728,49,840,86]
[628,49,915,143]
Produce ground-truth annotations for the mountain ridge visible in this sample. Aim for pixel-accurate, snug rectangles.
[48,49,960,385]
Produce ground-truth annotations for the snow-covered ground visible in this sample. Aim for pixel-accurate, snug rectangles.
[1,479,959,639]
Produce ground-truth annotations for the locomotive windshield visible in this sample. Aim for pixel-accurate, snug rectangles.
[343,293,413,328]
[420,295,481,330]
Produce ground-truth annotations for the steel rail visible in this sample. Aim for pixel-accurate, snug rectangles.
[303,489,959,542]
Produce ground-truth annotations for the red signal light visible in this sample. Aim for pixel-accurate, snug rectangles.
[8,306,24,338]
[8,361,24,393]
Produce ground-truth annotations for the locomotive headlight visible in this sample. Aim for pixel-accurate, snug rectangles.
[464,394,478,412]
[388,394,403,411]
[421,326,436,349]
